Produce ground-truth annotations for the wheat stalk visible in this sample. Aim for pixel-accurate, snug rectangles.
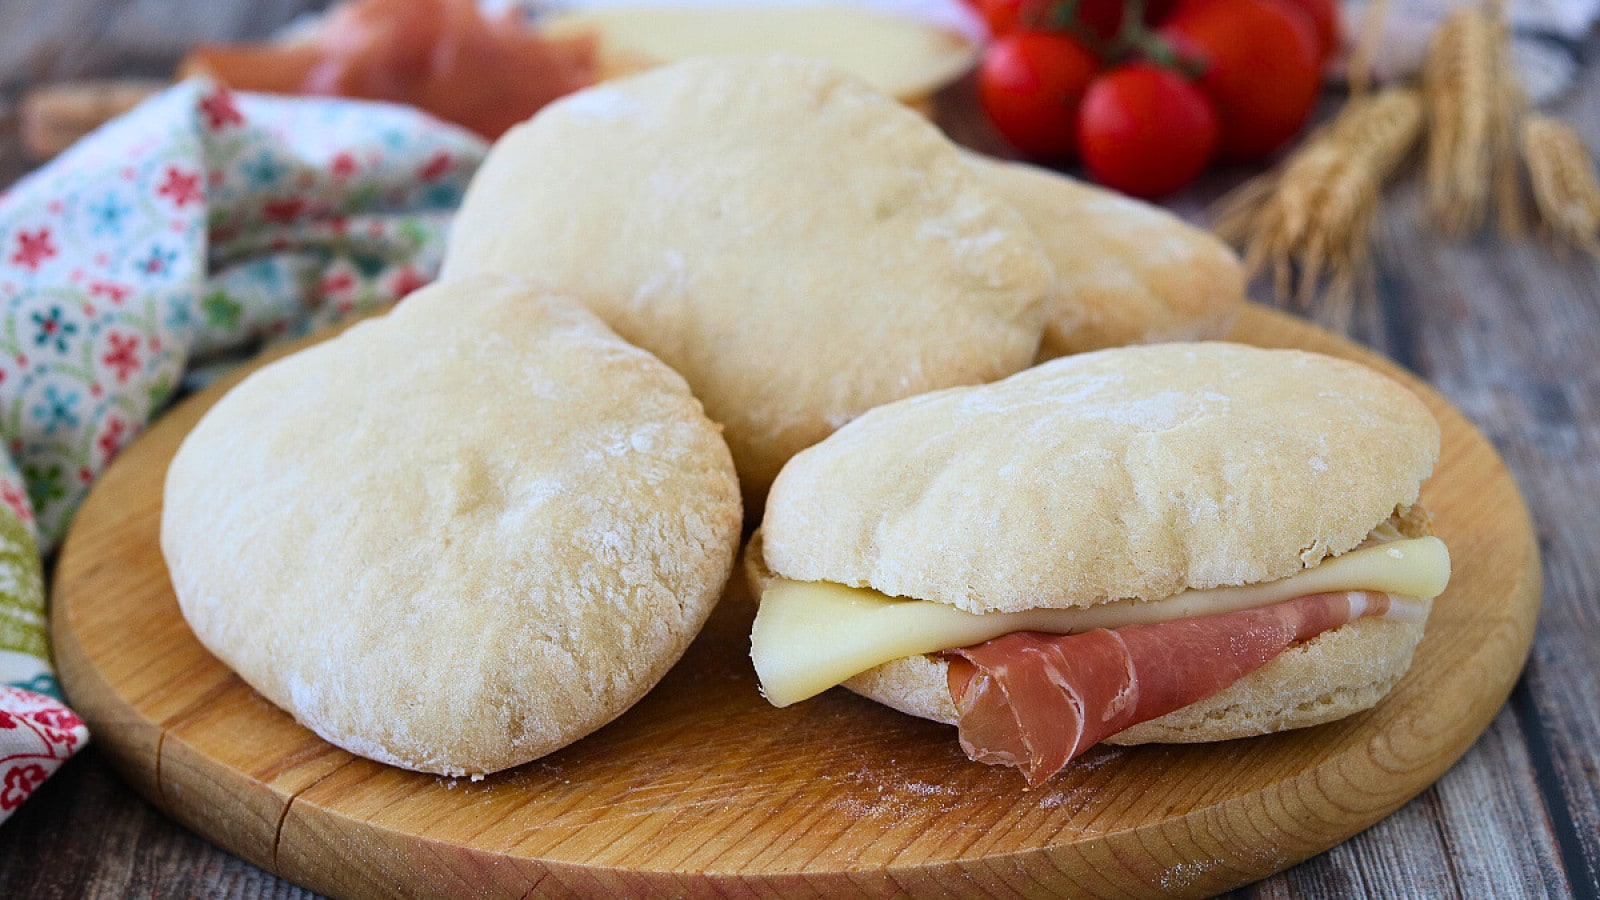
[1522,114,1600,254]
[1214,87,1424,316]
[1423,0,1519,234]
[1346,0,1392,98]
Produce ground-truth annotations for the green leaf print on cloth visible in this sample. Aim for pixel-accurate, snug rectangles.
[0,493,49,698]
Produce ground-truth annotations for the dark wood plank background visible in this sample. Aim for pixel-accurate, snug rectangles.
[0,1,1594,896]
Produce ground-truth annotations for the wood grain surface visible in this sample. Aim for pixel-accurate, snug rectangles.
[47,305,1539,899]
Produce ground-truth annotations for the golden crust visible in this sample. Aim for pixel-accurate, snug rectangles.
[964,154,1245,360]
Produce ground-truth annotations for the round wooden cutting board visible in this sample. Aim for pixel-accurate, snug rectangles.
[52,305,1540,899]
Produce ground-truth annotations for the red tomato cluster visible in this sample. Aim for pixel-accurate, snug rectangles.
[971,0,1335,197]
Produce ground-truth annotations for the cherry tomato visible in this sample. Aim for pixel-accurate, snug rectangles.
[1069,0,1127,42]
[1160,0,1321,161]
[970,0,1184,42]
[979,31,1101,159]
[1078,63,1218,198]
[970,0,1029,35]
[1070,0,1183,42]
[1270,0,1340,62]
[1141,0,1183,26]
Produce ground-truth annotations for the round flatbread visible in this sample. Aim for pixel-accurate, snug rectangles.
[163,275,742,777]
[762,342,1440,614]
[751,341,1441,741]
[964,154,1244,361]
[443,55,1052,505]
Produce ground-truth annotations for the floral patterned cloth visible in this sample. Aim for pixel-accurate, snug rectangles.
[0,79,488,823]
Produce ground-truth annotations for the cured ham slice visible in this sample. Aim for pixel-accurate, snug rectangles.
[946,590,1391,787]
[182,0,598,139]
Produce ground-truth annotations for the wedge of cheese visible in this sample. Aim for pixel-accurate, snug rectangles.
[541,4,980,104]
[752,536,1451,707]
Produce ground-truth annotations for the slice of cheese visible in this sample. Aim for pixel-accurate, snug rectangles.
[752,536,1451,707]
[541,5,980,102]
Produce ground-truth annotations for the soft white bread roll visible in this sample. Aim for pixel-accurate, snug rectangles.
[443,55,1053,507]
[965,154,1245,361]
[751,342,1441,743]
[164,276,742,776]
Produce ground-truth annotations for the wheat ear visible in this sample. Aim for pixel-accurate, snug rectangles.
[1522,114,1600,254]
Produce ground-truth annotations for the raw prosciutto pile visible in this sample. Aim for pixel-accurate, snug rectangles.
[182,0,598,139]
[945,590,1393,787]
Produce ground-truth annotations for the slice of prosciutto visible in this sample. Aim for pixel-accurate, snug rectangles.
[945,590,1392,787]
[182,0,598,139]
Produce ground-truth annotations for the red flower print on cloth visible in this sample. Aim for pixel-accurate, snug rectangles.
[10,229,56,271]
[418,151,454,181]
[88,280,130,304]
[321,271,355,297]
[262,197,306,223]
[331,152,358,178]
[0,688,88,818]
[97,417,127,460]
[2,765,45,811]
[156,166,203,208]
[198,87,244,130]
[0,479,31,524]
[101,332,141,383]
[389,265,430,300]
[28,707,84,754]
[29,706,83,734]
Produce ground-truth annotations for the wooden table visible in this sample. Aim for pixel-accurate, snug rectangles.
[0,2,1595,896]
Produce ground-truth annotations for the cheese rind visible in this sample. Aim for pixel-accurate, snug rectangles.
[751,536,1450,707]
